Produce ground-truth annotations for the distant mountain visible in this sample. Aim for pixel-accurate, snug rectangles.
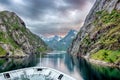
[50,35,62,42]
[59,30,77,43]
[40,35,62,50]
[41,30,77,51]
[57,30,77,50]
[40,35,62,42]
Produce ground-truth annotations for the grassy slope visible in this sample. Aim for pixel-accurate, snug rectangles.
[91,50,120,63]
[89,10,120,63]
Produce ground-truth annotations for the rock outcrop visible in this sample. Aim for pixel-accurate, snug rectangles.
[0,11,48,58]
[68,0,120,65]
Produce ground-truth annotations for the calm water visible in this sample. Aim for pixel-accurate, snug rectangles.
[0,51,120,80]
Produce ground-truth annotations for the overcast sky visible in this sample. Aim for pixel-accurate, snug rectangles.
[0,0,95,37]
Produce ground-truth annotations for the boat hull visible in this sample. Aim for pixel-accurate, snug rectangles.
[0,67,76,80]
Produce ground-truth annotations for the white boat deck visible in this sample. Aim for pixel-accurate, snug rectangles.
[0,67,76,80]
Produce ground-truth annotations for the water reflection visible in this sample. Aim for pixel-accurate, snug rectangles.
[72,56,120,80]
[37,51,120,80]
[0,51,120,80]
[0,54,37,72]
[64,53,75,72]
[37,52,83,80]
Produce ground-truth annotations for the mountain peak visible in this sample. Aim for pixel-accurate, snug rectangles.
[52,35,62,41]
[0,11,26,27]
[68,29,77,35]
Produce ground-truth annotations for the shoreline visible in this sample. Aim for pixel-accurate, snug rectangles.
[83,56,120,68]
[0,55,28,58]
[88,58,120,68]
[0,50,50,59]
[0,53,49,59]
[74,54,120,68]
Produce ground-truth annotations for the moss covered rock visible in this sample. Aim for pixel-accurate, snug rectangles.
[0,11,49,57]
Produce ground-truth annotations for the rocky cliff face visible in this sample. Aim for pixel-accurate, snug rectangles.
[68,0,120,64]
[0,11,48,57]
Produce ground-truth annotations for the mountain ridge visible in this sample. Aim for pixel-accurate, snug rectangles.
[0,11,49,58]
[41,29,77,51]
[68,0,120,66]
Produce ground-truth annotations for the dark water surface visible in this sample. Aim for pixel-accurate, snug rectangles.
[0,51,120,80]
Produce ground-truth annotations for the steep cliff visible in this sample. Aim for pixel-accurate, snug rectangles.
[0,11,48,57]
[68,0,120,64]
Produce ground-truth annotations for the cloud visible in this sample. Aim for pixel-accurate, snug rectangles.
[0,0,95,37]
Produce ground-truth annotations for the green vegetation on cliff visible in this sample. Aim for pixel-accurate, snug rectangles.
[0,46,7,56]
[90,10,120,64]
[95,10,120,24]
[0,11,48,57]
[91,50,120,63]
[72,6,120,64]
[68,0,120,67]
